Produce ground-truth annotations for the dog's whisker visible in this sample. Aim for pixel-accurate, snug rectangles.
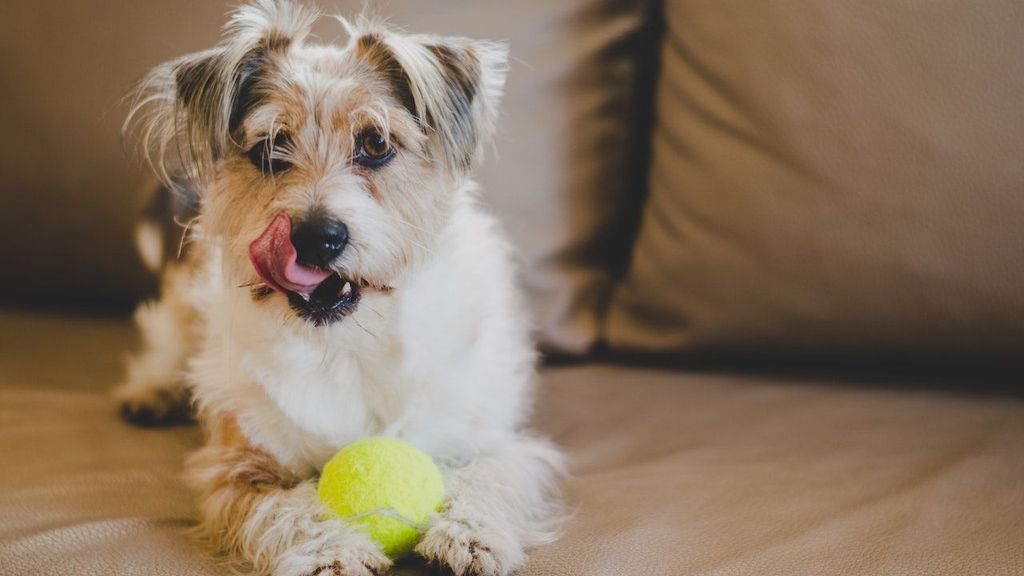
[383,214,437,256]
[388,213,432,236]
[352,316,377,340]
[319,344,331,369]
[407,238,434,256]
[362,304,385,320]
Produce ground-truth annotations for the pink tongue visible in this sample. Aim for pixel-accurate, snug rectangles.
[248,213,333,296]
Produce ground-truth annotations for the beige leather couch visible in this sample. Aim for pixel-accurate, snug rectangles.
[2,2,1023,575]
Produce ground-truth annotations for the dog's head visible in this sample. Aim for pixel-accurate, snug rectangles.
[129,0,507,325]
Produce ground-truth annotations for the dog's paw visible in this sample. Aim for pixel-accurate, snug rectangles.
[276,532,391,576]
[114,381,192,427]
[416,516,525,576]
[306,559,385,576]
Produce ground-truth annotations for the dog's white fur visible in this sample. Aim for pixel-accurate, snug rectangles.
[114,3,564,575]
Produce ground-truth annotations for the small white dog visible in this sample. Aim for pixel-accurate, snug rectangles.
[114,2,564,575]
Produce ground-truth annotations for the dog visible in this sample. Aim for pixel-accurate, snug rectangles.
[113,2,565,575]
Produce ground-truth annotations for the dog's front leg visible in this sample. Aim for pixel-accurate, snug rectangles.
[187,421,390,576]
[417,435,566,576]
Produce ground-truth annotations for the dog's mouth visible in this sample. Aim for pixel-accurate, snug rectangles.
[284,272,362,326]
[248,212,368,326]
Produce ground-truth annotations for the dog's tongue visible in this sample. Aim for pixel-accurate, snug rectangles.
[248,212,332,296]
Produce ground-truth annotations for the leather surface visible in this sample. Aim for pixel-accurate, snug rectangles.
[2,310,1023,575]
[607,0,1024,359]
[1,1,651,355]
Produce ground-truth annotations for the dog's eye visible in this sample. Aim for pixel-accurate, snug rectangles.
[354,129,395,168]
[247,132,292,175]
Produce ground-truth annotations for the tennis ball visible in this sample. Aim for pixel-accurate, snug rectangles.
[317,437,445,559]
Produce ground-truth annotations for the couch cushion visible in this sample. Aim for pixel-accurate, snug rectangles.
[2,1,650,355]
[2,310,1022,575]
[607,0,1024,359]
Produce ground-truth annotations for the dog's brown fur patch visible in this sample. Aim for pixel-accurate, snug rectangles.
[355,33,417,118]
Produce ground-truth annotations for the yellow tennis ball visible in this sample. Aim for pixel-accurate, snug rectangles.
[317,437,445,559]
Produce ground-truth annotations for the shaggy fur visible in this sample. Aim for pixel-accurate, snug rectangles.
[113,2,565,575]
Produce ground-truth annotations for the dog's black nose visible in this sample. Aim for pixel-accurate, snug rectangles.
[291,216,348,268]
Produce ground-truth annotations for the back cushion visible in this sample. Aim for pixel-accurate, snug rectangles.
[0,1,229,311]
[607,1,1024,358]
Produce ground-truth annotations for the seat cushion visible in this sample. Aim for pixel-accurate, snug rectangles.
[2,310,1023,575]
[607,0,1024,359]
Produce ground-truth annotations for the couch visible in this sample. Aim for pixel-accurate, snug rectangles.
[2,1,1023,575]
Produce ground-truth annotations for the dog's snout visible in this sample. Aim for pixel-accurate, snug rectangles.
[291,216,348,268]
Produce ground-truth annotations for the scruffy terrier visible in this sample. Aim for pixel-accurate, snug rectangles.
[113,2,564,575]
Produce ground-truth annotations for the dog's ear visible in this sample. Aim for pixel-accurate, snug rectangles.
[126,0,317,185]
[350,25,509,173]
